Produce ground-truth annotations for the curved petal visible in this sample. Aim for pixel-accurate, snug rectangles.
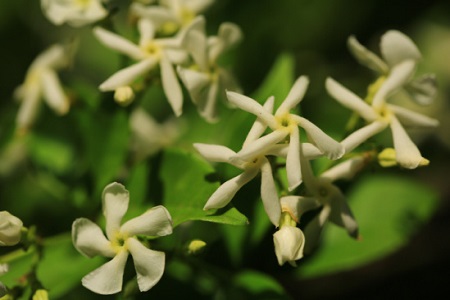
[405,74,437,105]
[40,69,69,115]
[243,96,274,148]
[16,81,41,131]
[99,59,156,91]
[226,91,278,129]
[197,79,219,123]
[273,226,305,266]
[380,30,421,67]
[127,238,165,292]
[193,143,236,163]
[328,188,358,238]
[321,156,366,182]
[82,250,129,295]
[275,76,309,115]
[347,35,388,74]
[203,169,258,210]
[160,56,183,116]
[297,116,344,160]
[138,19,156,46]
[303,205,331,254]
[260,157,281,226]
[340,120,387,153]
[325,77,378,122]
[372,60,416,109]
[286,126,301,191]
[390,115,425,169]
[93,27,144,60]
[388,104,439,128]
[280,196,320,222]
[177,67,210,105]
[121,206,173,237]
[72,218,115,258]
[102,182,129,240]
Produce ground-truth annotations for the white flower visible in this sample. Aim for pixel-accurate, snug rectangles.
[0,211,23,246]
[326,77,438,169]
[348,30,437,105]
[14,44,71,133]
[227,76,344,191]
[72,182,173,295]
[41,0,108,27]
[177,18,242,122]
[273,226,304,267]
[93,17,193,116]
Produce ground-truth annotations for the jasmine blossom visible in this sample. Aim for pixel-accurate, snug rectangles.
[41,0,108,27]
[0,211,23,246]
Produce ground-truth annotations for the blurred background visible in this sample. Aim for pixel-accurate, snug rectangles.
[1,0,450,299]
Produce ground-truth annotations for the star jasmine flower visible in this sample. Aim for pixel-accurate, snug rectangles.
[93,17,192,115]
[227,76,344,191]
[348,30,437,105]
[14,44,71,133]
[41,0,108,27]
[72,182,173,295]
[326,77,439,168]
[0,211,23,246]
[177,17,242,122]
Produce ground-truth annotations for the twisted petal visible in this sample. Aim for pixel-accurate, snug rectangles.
[328,188,358,238]
[99,59,156,91]
[193,143,236,163]
[340,121,387,153]
[276,76,309,115]
[82,250,129,295]
[280,196,320,222]
[347,35,388,74]
[390,115,425,169]
[297,116,344,160]
[325,77,378,122]
[121,206,173,237]
[321,156,366,182]
[243,96,274,148]
[260,157,281,226]
[40,69,69,115]
[203,168,258,210]
[72,218,115,258]
[226,91,278,129]
[273,226,305,266]
[160,56,183,116]
[380,30,421,67]
[93,27,144,60]
[286,126,301,191]
[372,60,416,109]
[388,104,439,128]
[405,74,437,105]
[127,237,165,292]
[102,182,129,240]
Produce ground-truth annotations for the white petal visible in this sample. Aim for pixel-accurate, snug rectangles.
[121,206,173,237]
[266,143,322,160]
[340,120,387,153]
[40,70,69,115]
[325,77,378,122]
[226,91,278,129]
[347,35,388,74]
[303,205,331,254]
[380,30,421,67]
[182,22,208,70]
[82,250,129,295]
[280,196,320,222]
[390,115,425,169]
[102,182,129,240]
[405,74,437,105]
[286,126,301,191]
[298,117,344,160]
[242,96,274,148]
[72,218,115,258]
[260,157,281,226]
[273,226,305,266]
[321,156,366,182]
[193,143,236,163]
[197,79,219,123]
[388,104,439,128]
[127,238,165,292]
[209,22,243,62]
[299,154,320,195]
[32,44,67,69]
[99,59,156,91]
[372,60,416,109]
[93,27,144,60]
[160,56,183,116]
[203,169,258,210]
[275,76,309,115]
[16,81,41,131]
[177,67,210,105]
[138,19,156,46]
[328,188,358,238]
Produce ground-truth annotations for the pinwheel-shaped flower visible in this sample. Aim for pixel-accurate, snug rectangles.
[326,77,439,168]
[177,18,242,122]
[14,44,71,133]
[72,183,173,295]
[348,30,437,105]
[227,76,344,191]
[41,0,108,27]
[93,17,191,115]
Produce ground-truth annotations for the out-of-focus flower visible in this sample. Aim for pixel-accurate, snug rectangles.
[14,44,72,133]
[177,17,242,122]
[32,289,49,300]
[72,182,173,294]
[41,0,108,27]
[0,211,23,246]
[348,30,437,105]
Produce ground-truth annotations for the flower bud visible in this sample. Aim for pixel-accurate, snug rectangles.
[273,226,305,267]
[187,239,207,255]
[114,86,135,106]
[32,289,49,300]
[0,211,23,246]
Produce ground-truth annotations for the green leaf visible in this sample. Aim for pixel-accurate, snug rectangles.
[233,269,289,299]
[298,174,439,278]
[160,148,248,227]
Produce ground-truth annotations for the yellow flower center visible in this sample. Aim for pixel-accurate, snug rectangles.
[141,42,162,58]
[111,231,129,253]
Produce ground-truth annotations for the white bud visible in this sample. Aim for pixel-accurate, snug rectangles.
[273,226,305,267]
[0,211,23,246]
